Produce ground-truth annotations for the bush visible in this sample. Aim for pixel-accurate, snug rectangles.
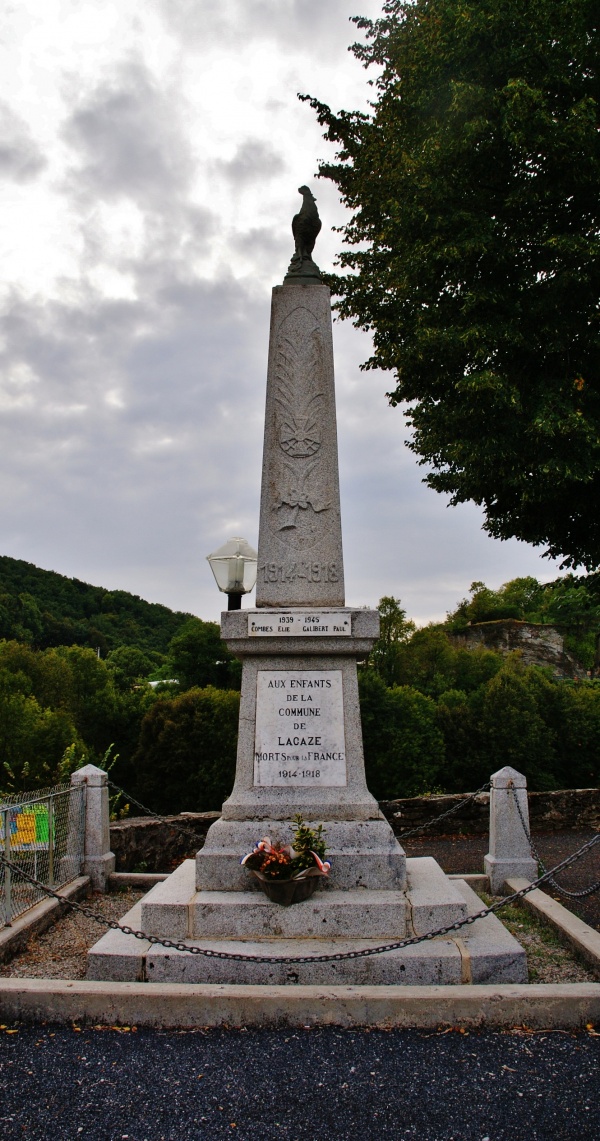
[132,686,240,813]
[0,667,82,790]
[359,670,445,798]
[388,627,503,699]
[167,619,241,691]
[0,639,156,792]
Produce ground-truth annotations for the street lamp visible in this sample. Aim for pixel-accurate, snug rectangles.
[206,536,258,610]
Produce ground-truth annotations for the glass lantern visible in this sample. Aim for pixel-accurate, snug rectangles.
[206,536,258,610]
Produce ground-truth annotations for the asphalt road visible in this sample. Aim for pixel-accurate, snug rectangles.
[0,1024,598,1140]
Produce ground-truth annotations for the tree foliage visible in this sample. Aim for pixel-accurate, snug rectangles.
[167,619,241,691]
[360,589,600,793]
[367,595,415,685]
[132,687,240,813]
[359,669,445,797]
[0,640,155,792]
[306,0,600,569]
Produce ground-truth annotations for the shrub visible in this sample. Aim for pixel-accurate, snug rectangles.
[359,670,445,798]
[132,686,240,813]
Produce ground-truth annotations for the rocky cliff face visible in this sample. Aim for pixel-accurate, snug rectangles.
[451,619,587,679]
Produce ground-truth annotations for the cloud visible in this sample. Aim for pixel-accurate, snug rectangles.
[158,0,372,57]
[62,60,194,209]
[215,138,285,186]
[0,101,46,182]
[0,0,563,626]
[0,268,268,614]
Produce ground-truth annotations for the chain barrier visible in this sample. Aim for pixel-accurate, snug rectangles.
[2,829,599,965]
[109,780,493,847]
[509,783,600,900]
[108,782,213,846]
[392,782,491,840]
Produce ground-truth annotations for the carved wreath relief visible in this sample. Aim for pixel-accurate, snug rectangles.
[270,308,332,549]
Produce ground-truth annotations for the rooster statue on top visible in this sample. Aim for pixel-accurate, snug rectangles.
[284,185,322,283]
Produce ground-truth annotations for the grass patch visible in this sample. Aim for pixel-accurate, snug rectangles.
[477,892,595,983]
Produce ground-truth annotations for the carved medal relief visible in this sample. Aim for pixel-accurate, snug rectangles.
[266,306,339,552]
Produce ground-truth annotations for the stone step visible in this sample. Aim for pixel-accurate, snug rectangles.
[406,857,469,935]
[144,936,461,986]
[140,860,196,940]
[139,857,469,942]
[190,889,408,940]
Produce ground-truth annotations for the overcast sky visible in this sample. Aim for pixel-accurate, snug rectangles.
[0,0,561,625]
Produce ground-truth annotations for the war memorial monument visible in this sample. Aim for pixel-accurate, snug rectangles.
[88,189,525,986]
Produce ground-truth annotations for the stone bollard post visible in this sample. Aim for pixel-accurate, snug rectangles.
[70,764,116,892]
[484,766,538,894]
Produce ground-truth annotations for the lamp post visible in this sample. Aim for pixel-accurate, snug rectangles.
[206,536,258,611]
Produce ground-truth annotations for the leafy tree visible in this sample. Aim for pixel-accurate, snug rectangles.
[168,619,241,691]
[446,573,600,670]
[106,646,155,691]
[435,688,483,792]
[53,646,119,756]
[368,596,416,685]
[0,667,82,790]
[306,0,600,570]
[388,625,502,698]
[359,670,445,797]
[447,578,546,627]
[473,658,559,789]
[561,681,600,787]
[132,687,240,813]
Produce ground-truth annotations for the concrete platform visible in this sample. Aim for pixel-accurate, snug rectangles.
[87,873,526,986]
[144,937,463,986]
[406,857,467,934]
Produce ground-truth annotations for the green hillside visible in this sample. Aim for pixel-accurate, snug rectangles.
[0,555,193,658]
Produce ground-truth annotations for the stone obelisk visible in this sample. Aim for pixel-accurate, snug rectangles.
[196,186,406,890]
[87,190,527,988]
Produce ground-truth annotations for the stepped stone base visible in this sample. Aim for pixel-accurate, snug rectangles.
[140,858,466,941]
[87,866,526,986]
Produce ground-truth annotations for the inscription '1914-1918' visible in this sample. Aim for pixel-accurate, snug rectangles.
[254,670,347,787]
[258,561,339,585]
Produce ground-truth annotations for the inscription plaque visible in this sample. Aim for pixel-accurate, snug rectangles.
[254,670,347,787]
[248,612,351,637]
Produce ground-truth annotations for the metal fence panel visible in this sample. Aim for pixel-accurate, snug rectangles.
[0,784,86,926]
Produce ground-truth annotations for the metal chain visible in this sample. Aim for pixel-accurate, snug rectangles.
[2,829,599,965]
[108,782,213,845]
[110,781,492,848]
[393,783,491,840]
[509,783,600,900]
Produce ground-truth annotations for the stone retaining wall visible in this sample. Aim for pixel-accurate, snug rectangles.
[381,788,600,838]
[109,812,220,873]
[109,789,600,872]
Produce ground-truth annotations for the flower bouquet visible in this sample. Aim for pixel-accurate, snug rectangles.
[241,815,331,906]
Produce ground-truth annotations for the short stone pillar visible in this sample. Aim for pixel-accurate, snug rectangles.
[484,766,537,893]
[71,764,115,892]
